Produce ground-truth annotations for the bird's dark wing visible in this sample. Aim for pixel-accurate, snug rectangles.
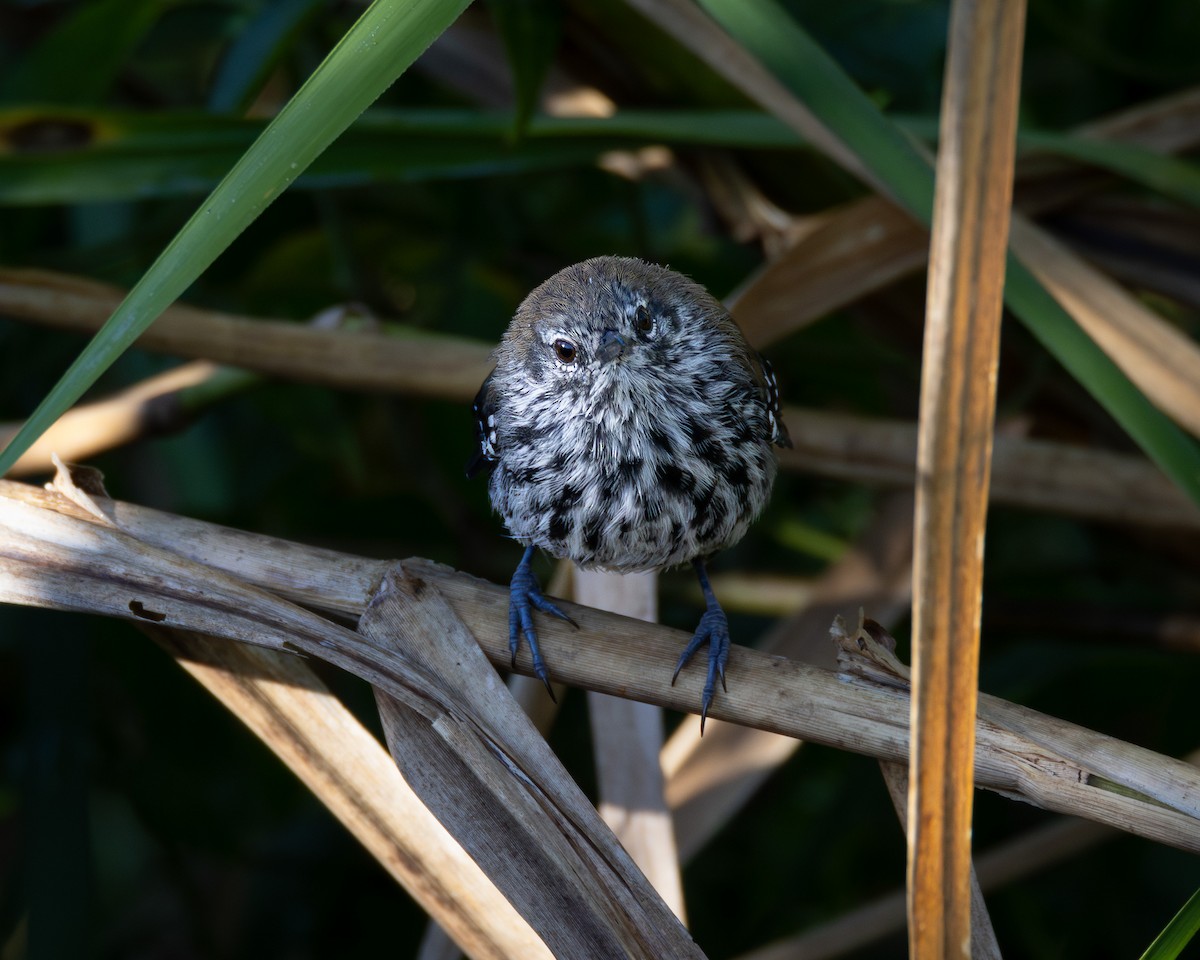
[758,354,792,449]
[465,371,500,478]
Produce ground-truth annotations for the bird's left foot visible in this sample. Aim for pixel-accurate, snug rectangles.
[672,562,731,733]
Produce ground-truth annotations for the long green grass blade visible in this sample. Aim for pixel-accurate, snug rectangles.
[0,110,784,207]
[0,113,618,205]
[697,0,1200,506]
[0,107,808,205]
[903,115,1200,211]
[1017,132,1200,210]
[1139,887,1200,960]
[5,104,1195,208]
[0,0,471,477]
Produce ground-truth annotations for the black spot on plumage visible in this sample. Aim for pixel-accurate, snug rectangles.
[687,416,730,465]
[669,519,684,549]
[508,464,539,484]
[548,512,570,542]
[509,422,550,447]
[703,439,729,472]
[599,468,622,500]
[687,418,713,446]
[558,484,581,507]
[733,419,756,445]
[583,518,603,553]
[724,461,750,491]
[656,461,695,494]
[649,426,675,455]
[696,496,726,543]
[617,457,642,485]
[691,484,716,520]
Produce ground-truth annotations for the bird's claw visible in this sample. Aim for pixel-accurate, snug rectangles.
[509,547,575,700]
[671,605,731,734]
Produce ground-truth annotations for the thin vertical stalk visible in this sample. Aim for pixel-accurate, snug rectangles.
[909,0,1026,954]
[577,568,686,922]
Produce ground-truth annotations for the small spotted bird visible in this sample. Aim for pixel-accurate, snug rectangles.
[467,256,791,724]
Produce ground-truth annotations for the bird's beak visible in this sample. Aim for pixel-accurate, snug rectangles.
[598,329,628,363]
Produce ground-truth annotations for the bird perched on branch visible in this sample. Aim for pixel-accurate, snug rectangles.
[468,256,790,726]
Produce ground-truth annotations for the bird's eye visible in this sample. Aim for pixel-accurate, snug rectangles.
[553,339,577,363]
[635,304,653,332]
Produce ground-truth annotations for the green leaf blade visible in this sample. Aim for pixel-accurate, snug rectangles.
[1140,887,1200,960]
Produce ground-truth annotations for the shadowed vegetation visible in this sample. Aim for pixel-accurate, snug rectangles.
[1,0,1199,957]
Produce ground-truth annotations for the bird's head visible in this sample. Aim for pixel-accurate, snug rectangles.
[496,256,734,414]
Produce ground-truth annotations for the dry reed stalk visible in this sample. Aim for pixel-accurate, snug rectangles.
[908,0,1025,951]
[1073,86,1200,150]
[1010,215,1200,436]
[0,360,228,475]
[0,267,494,398]
[3,477,1199,857]
[779,409,1200,533]
[575,568,685,921]
[358,569,701,958]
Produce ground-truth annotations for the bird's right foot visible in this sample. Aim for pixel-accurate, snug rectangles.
[508,545,577,699]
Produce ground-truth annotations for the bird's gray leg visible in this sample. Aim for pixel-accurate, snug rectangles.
[508,545,576,699]
[671,558,731,732]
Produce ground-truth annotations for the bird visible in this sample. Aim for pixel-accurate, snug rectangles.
[467,256,791,727]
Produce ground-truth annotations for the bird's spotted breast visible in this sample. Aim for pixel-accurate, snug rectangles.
[490,381,776,570]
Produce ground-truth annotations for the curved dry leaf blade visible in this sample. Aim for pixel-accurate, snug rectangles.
[151,628,550,960]
[1010,216,1200,438]
[360,569,700,959]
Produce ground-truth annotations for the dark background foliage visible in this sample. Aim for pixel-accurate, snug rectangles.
[2,0,1199,957]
